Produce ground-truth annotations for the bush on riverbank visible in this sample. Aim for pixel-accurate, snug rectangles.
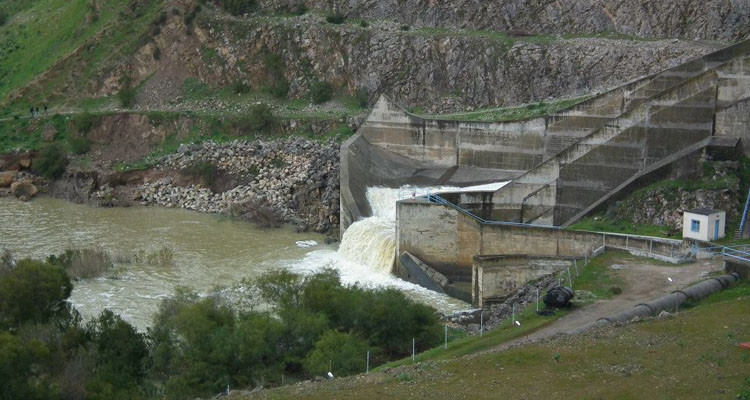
[47,248,115,280]
[229,196,282,228]
[149,268,441,398]
[34,143,68,179]
[0,259,441,399]
[0,258,151,399]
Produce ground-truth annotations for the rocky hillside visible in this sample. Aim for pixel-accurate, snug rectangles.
[2,0,727,114]
[0,0,745,235]
[612,161,744,231]
[257,0,750,42]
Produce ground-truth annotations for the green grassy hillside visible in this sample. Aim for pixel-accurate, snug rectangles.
[231,283,750,399]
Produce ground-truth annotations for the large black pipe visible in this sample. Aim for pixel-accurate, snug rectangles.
[588,272,740,329]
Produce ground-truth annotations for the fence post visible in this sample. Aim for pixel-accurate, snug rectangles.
[574,259,579,276]
[566,266,573,287]
[536,288,539,312]
[366,351,370,374]
[412,338,415,362]
[444,325,448,349]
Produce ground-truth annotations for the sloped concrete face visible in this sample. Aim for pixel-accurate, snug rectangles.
[716,98,750,156]
[342,40,750,298]
[492,49,750,227]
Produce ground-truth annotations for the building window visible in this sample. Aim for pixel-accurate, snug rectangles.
[691,219,700,232]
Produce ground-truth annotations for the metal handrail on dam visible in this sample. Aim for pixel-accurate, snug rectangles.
[424,193,561,230]
[738,187,750,239]
[422,193,689,262]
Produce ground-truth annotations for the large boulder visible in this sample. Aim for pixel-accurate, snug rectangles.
[10,180,38,201]
[0,171,15,188]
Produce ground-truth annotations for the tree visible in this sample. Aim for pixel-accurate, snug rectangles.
[310,80,333,104]
[304,331,368,376]
[0,332,53,400]
[34,143,68,179]
[86,310,149,395]
[0,259,72,328]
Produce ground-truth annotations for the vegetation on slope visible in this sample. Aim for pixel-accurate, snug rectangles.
[0,0,147,103]
[417,96,590,122]
[570,158,750,241]
[0,256,444,400]
[231,280,750,400]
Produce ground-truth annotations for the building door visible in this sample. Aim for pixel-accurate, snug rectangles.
[714,220,719,239]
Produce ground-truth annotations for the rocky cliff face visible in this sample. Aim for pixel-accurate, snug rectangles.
[110,11,722,113]
[9,3,726,113]
[613,162,742,230]
[260,0,750,42]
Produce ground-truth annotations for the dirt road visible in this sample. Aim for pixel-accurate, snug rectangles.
[479,255,723,355]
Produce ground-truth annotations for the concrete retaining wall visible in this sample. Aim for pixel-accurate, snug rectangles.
[472,255,573,308]
[396,200,689,280]
[716,98,750,156]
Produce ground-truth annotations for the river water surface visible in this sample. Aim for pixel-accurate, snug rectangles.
[0,196,468,330]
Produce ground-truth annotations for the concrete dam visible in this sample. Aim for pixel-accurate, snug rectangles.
[340,39,750,304]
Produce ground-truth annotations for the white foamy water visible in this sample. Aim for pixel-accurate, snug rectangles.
[289,185,469,312]
[0,186,473,330]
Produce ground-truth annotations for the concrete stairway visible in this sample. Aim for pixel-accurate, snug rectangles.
[490,40,750,226]
[539,39,750,160]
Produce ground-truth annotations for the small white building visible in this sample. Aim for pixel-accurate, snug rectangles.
[683,208,726,242]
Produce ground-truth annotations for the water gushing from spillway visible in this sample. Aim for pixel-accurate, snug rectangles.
[290,185,466,312]
[0,191,472,331]
[337,186,457,274]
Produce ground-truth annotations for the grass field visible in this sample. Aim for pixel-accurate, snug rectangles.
[232,281,750,400]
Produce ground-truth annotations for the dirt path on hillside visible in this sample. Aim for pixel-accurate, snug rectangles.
[476,256,723,356]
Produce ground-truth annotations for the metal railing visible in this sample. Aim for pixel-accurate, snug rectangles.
[705,245,750,263]
[424,193,560,229]
[738,187,750,239]
[722,246,750,263]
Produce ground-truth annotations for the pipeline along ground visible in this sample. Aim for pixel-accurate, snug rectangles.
[228,255,750,400]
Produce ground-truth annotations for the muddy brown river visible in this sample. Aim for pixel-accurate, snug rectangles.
[0,196,468,330]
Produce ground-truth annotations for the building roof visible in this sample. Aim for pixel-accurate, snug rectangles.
[686,207,723,216]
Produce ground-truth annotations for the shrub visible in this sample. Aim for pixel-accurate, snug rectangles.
[304,331,368,376]
[69,136,91,154]
[288,4,308,15]
[0,12,8,27]
[400,25,410,31]
[183,160,218,186]
[34,143,68,179]
[359,20,369,28]
[146,247,174,267]
[231,81,251,94]
[86,310,149,392]
[245,103,276,132]
[325,13,345,24]
[310,80,334,104]
[73,112,101,134]
[229,197,281,228]
[0,249,13,274]
[117,86,136,108]
[355,88,369,108]
[0,259,72,328]
[220,0,257,16]
[262,52,289,98]
[47,248,114,280]
[152,46,162,60]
